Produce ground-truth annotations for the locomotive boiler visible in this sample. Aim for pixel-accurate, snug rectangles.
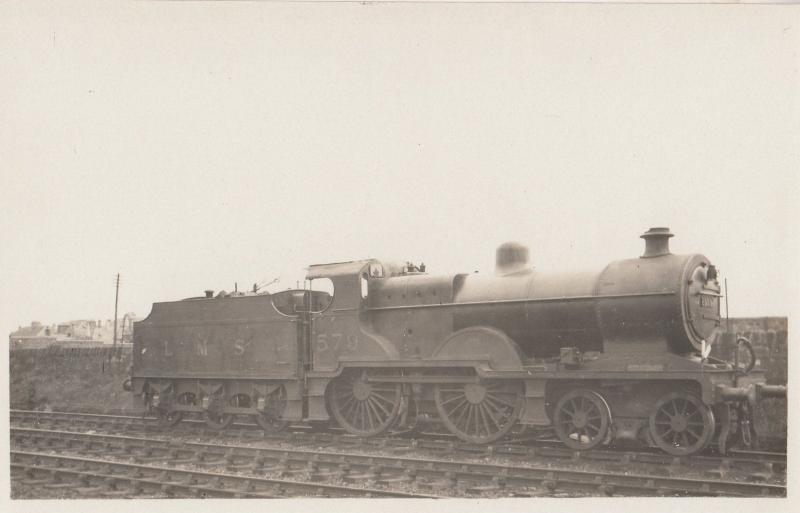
[129,227,785,455]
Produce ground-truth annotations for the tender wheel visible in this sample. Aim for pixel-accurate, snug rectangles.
[255,385,289,432]
[157,392,196,428]
[204,394,235,430]
[434,380,523,444]
[649,392,715,456]
[205,410,234,430]
[328,371,402,436]
[553,389,611,450]
[156,409,183,428]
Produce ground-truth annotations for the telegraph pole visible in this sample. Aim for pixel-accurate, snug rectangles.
[113,273,120,349]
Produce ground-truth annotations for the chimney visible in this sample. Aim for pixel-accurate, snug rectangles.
[205,289,214,298]
[496,242,531,275]
[640,227,674,258]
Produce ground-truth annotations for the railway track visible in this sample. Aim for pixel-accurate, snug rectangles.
[10,449,435,498]
[10,425,786,498]
[11,409,786,479]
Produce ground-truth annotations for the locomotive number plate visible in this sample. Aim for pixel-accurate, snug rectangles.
[316,333,359,352]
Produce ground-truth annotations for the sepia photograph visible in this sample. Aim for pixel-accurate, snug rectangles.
[1,1,797,512]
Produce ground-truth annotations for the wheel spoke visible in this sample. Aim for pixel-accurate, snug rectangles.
[484,393,516,409]
[471,405,481,435]
[467,405,477,434]
[459,404,471,432]
[371,391,398,406]
[440,393,467,407]
[335,389,353,401]
[342,395,358,417]
[568,398,579,414]
[359,401,369,430]
[339,393,356,411]
[483,397,510,421]
[361,401,371,430]
[446,398,469,418]
[484,395,512,415]
[366,398,383,425]
[453,400,470,428]
[368,395,391,418]
[478,404,492,436]
[365,401,376,430]
[482,403,502,430]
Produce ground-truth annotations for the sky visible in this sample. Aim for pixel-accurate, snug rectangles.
[1,2,798,342]
[1,3,799,513]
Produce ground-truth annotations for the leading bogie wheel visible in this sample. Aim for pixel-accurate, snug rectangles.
[553,389,611,450]
[329,371,402,436]
[649,391,715,456]
[434,380,524,444]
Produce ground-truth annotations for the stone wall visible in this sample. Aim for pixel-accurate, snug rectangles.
[710,317,787,385]
[9,346,143,414]
[710,317,787,441]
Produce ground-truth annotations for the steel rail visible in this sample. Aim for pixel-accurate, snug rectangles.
[11,409,786,472]
[10,449,439,499]
[10,427,786,498]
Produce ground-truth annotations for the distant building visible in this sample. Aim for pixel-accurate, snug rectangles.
[9,314,139,349]
[9,321,56,348]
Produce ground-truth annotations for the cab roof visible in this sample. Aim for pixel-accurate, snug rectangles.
[306,259,376,279]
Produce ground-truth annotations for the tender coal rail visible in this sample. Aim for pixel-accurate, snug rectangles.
[10,426,786,498]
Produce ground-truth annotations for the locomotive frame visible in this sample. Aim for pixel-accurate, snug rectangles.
[129,228,785,456]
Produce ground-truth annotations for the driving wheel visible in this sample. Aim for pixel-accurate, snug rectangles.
[329,371,402,436]
[434,380,523,444]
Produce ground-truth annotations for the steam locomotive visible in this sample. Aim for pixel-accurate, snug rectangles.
[128,227,785,455]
